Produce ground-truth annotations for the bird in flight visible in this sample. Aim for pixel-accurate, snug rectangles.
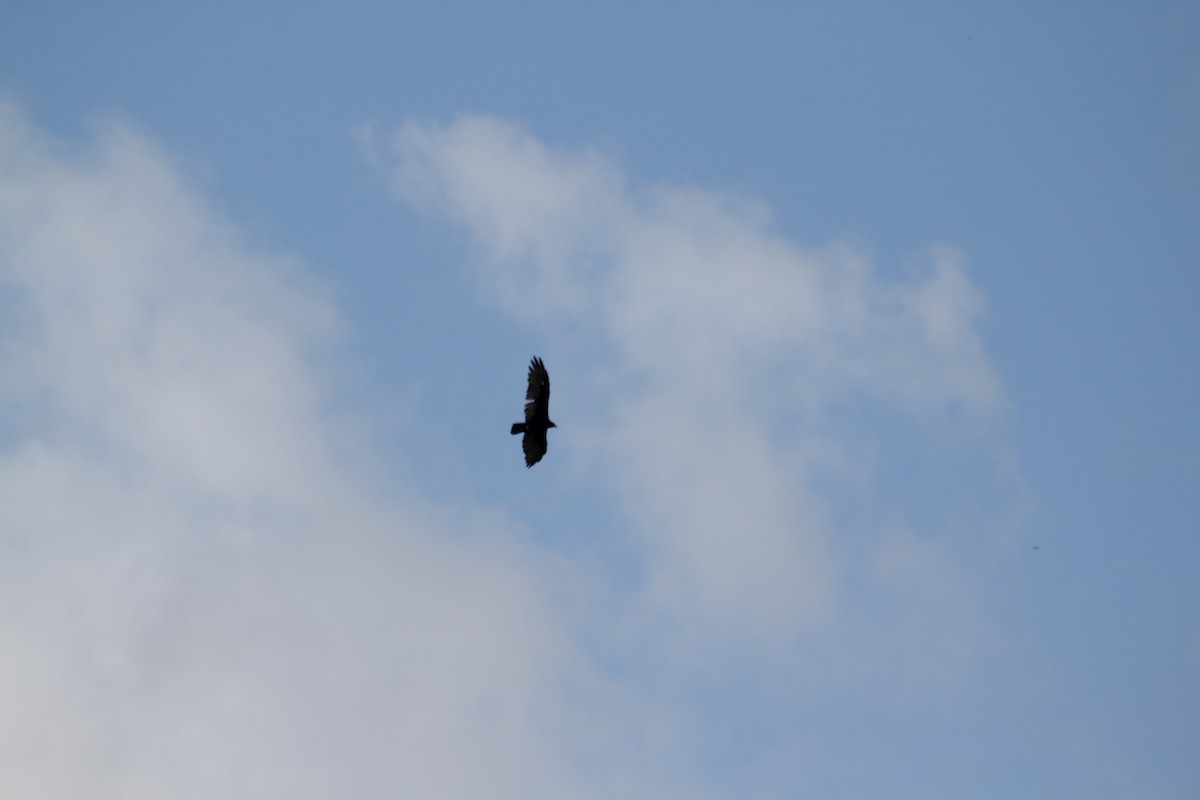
[510,356,556,468]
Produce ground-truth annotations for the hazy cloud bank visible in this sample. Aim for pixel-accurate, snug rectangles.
[373,116,1010,680]
[0,104,685,799]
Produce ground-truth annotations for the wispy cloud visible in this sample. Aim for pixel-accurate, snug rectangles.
[0,104,674,799]
[374,116,1012,683]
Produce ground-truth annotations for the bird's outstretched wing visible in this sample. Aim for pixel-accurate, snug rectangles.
[522,426,548,468]
[524,356,551,425]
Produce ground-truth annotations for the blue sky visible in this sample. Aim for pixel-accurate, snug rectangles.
[1,1,1197,797]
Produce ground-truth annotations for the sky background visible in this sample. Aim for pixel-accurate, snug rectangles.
[1,1,1198,798]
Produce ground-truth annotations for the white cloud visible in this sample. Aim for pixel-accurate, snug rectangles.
[0,104,689,799]
[370,117,627,321]
[376,115,1011,680]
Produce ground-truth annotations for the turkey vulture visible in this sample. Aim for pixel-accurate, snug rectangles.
[510,356,556,467]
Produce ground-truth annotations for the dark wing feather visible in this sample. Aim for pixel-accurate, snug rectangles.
[522,426,548,468]
[524,356,551,426]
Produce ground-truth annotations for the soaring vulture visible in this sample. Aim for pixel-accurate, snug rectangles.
[510,356,556,468]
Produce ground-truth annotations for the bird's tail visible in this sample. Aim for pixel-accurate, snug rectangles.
[510,423,526,435]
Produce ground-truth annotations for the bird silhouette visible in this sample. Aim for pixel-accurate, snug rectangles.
[510,356,556,468]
